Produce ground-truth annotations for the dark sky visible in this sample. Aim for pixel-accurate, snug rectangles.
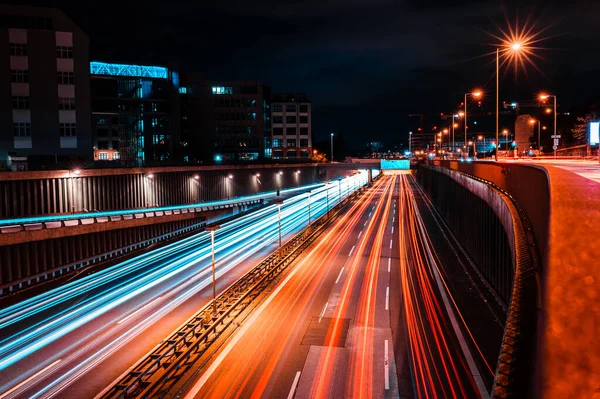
[23,0,600,152]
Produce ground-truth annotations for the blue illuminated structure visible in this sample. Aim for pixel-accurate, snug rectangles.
[90,62,168,79]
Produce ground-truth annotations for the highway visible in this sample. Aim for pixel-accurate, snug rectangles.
[0,173,367,399]
[182,174,491,399]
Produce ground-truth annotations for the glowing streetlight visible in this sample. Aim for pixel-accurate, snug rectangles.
[463,90,483,159]
[530,118,541,151]
[539,93,558,157]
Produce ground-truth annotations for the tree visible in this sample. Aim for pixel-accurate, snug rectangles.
[571,114,595,144]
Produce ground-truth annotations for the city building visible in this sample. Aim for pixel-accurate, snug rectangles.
[90,61,181,166]
[0,5,92,170]
[181,76,271,163]
[271,93,311,160]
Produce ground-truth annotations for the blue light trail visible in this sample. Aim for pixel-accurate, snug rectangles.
[0,173,368,399]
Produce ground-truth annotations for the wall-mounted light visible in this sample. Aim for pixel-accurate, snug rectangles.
[147,173,154,179]
[228,174,233,179]
[73,169,81,175]
[193,175,199,180]
[255,173,260,177]
[296,170,301,174]
[278,171,283,176]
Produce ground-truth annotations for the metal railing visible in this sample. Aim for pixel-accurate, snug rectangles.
[98,190,360,399]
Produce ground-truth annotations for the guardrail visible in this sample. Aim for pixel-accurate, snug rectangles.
[97,189,361,399]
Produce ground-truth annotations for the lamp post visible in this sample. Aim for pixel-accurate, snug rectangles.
[502,129,510,151]
[464,91,482,159]
[496,43,524,161]
[206,225,220,318]
[274,200,283,257]
[540,94,557,158]
[307,191,311,227]
[409,131,412,155]
[326,182,330,219]
[330,133,334,162]
[529,119,541,152]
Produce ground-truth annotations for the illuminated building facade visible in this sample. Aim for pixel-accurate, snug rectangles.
[0,5,92,170]
[271,93,311,160]
[90,61,181,166]
[180,75,271,163]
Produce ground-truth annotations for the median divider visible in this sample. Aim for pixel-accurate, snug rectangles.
[97,187,364,399]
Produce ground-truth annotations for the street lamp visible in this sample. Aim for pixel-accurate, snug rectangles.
[530,119,541,152]
[502,129,510,150]
[330,133,334,162]
[409,131,412,155]
[206,225,220,318]
[274,200,284,257]
[496,43,524,161]
[307,191,311,227]
[464,90,482,158]
[477,135,484,158]
[540,93,558,158]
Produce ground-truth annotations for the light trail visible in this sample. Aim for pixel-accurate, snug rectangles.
[0,173,369,399]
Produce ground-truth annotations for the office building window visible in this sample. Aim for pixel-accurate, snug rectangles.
[247,126,256,134]
[300,115,308,123]
[286,104,296,112]
[13,122,31,136]
[273,138,282,148]
[300,104,308,113]
[286,127,296,135]
[212,86,233,95]
[287,139,296,147]
[113,152,120,160]
[273,104,282,112]
[98,152,108,160]
[97,140,109,150]
[273,115,283,124]
[58,71,74,84]
[96,117,108,125]
[300,139,309,147]
[11,69,28,83]
[273,127,283,135]
[58,97,76,110]
[60,123,76,136]
[286,115,296,124]
[12,96,29,109]
[56,46,73,59]
[300,127,309,135]
[9,43,27,56]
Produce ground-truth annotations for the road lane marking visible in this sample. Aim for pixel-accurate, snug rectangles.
[335,267,345,284]
[287,371,302,399]
[364,220,368,227]
[388,258,391,273]
[392,216,395,223]
[319,302,329,323]
[384,340,390,390]
[385,287,390,311]
[358,230,363,238]
[368,212,372,217]
[349,245,356,257]
[0,359,62,399]
[389,239,393,249]
[117,296,162,325]
[391,226,394,234]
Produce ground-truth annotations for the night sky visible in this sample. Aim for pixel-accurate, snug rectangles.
[22,0,600,152]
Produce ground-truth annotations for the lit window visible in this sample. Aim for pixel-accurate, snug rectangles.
[211,86,233,95]
[10,43,27,56]
[113,152,120,160]
[13,122,31,137]
[98,152,108,160]
[56,46,73,59]
[60,123,76,137]
[273,139,282,148]
[179,87,187,94]
[287,139,296,147]
[11,69,28,83]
